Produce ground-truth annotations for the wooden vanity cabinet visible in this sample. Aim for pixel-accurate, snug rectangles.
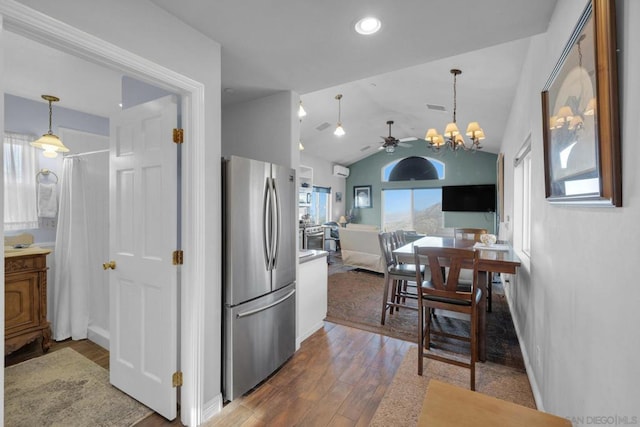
[5,251,51,355]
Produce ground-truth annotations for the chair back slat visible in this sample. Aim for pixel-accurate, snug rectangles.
[378,231,397,268]
[414,246,479,299]
[454,228,488,242]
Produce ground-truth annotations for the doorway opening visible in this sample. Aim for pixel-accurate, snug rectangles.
[1,5,211,424]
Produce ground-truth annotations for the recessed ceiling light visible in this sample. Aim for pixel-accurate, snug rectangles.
[355,17,381,35]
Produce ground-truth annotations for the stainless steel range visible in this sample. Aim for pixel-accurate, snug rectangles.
[301,224,324,250]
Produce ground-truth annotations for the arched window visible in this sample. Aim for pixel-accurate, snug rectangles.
[382,156,444,182]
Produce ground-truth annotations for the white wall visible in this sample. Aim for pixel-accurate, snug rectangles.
[500,0,640,419]
[222,91,299,169]
[9,0,222,421]
[300,152,347,222]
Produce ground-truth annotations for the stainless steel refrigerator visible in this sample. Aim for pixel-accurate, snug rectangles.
[222,155,297,401]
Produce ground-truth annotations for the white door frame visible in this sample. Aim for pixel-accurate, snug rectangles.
[0,3,209,425]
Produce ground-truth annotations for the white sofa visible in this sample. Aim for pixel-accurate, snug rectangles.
[338,224,385,274]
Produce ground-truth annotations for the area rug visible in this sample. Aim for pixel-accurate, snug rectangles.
[5,348,152,427]
[326,269,525,370]
[369,346,535,426]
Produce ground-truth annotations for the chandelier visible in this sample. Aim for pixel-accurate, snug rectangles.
[425,69,484,152]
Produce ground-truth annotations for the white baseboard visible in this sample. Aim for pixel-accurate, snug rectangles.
[502,276,544,410]
[202,394,223,423]
[87,326,109,350]
[296,321,324,349]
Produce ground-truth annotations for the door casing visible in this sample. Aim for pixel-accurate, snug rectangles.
[0,3,213,425]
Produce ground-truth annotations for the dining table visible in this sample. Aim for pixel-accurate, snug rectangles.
[393,235,521,362]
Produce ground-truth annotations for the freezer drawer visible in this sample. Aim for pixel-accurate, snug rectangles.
[223,283,296,401]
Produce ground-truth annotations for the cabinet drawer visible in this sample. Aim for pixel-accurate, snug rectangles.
[5,273,40,334]
[5,255,46,273]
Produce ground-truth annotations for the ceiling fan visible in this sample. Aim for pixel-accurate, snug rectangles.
[379,120,417,153]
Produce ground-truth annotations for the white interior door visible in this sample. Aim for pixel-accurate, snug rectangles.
[108,95,178,420]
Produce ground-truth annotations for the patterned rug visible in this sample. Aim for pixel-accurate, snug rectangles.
[326,269,525,370]
[369,346,535,426]
[5,348,152,426]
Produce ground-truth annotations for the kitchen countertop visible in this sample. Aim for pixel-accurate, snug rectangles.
[299,249,328,264]
[4,246,52,258]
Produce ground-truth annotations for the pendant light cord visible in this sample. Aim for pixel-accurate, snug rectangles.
[452,72,457,124]
[47,100,53,135]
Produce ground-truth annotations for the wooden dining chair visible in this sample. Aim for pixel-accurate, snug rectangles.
[377,231,424,325]
[454,227,493,312]
[454,227,488,241]
[414,246,481,391]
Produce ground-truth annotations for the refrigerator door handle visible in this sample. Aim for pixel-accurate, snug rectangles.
[262,176,272,271]
[235,289,296,318]
[271,177,280,269]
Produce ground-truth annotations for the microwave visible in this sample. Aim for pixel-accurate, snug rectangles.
[299,190,311,204]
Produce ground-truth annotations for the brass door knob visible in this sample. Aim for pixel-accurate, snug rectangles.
[103,260,116,270]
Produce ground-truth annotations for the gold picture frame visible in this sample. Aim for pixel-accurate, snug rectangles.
[541,0,621,206]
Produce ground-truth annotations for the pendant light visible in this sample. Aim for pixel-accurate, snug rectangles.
[30,95,69,158]
[297,100,307,118]
[425,69,484,152]
[334,94,345,137]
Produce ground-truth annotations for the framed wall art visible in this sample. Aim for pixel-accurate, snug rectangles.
[541,0,621,206]
[353,185,372,208]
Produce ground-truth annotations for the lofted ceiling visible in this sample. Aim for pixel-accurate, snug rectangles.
[150,0,558,165]
[5,0,558,165]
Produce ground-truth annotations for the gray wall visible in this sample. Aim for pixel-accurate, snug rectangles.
[346,142,498,232]
[222,91,299,169]
[5,93,109,136]
[500,0,639,418]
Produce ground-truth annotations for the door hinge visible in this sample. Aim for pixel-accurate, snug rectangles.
[173,250,184,265]
[173,128,184,144]
[172,371,183,387]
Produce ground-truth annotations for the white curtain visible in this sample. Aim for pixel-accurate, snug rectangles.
[3,132,38,230]
[52,152,109,341]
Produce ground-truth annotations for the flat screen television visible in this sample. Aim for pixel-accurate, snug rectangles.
[442,184,496,212]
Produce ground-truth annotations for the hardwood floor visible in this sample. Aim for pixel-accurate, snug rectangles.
[7,254,406,426]
[206,322,411,426]
[6,252,530,425]
[12,322,403,427]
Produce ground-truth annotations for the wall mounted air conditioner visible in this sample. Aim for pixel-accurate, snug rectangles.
[333,165,350,178]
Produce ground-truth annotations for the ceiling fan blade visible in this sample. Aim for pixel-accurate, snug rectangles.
[399,137,418,142]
